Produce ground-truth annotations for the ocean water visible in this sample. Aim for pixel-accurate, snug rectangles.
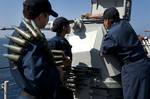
[0,38,20,99]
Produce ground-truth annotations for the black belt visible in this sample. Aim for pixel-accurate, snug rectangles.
[20,91,52,99]
[124,55,146,65]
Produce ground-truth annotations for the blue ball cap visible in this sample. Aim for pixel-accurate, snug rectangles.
[24,0,58,17]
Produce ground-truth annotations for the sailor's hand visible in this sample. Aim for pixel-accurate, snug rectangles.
[138,35,145,42]
[81,13,91,19]
[63,56,72,71]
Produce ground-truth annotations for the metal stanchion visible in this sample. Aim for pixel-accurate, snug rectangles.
[1,80,9,99]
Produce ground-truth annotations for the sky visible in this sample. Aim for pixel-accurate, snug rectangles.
[0,0,150,37]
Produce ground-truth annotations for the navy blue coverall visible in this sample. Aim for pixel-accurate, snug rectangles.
[48,34,73,99]
[9,22,61,99]
[48,34,72,60]
[100,20,150,99]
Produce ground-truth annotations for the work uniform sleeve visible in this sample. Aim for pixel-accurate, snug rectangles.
[100,33,118,55]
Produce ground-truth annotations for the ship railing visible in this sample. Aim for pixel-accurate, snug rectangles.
[1,80,9,99]
[1,80,17,99]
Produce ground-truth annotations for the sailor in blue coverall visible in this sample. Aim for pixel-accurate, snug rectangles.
[48,17,73,99]
[100,7,150,99]
[8,0,61,99]
[48,17,72,71]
